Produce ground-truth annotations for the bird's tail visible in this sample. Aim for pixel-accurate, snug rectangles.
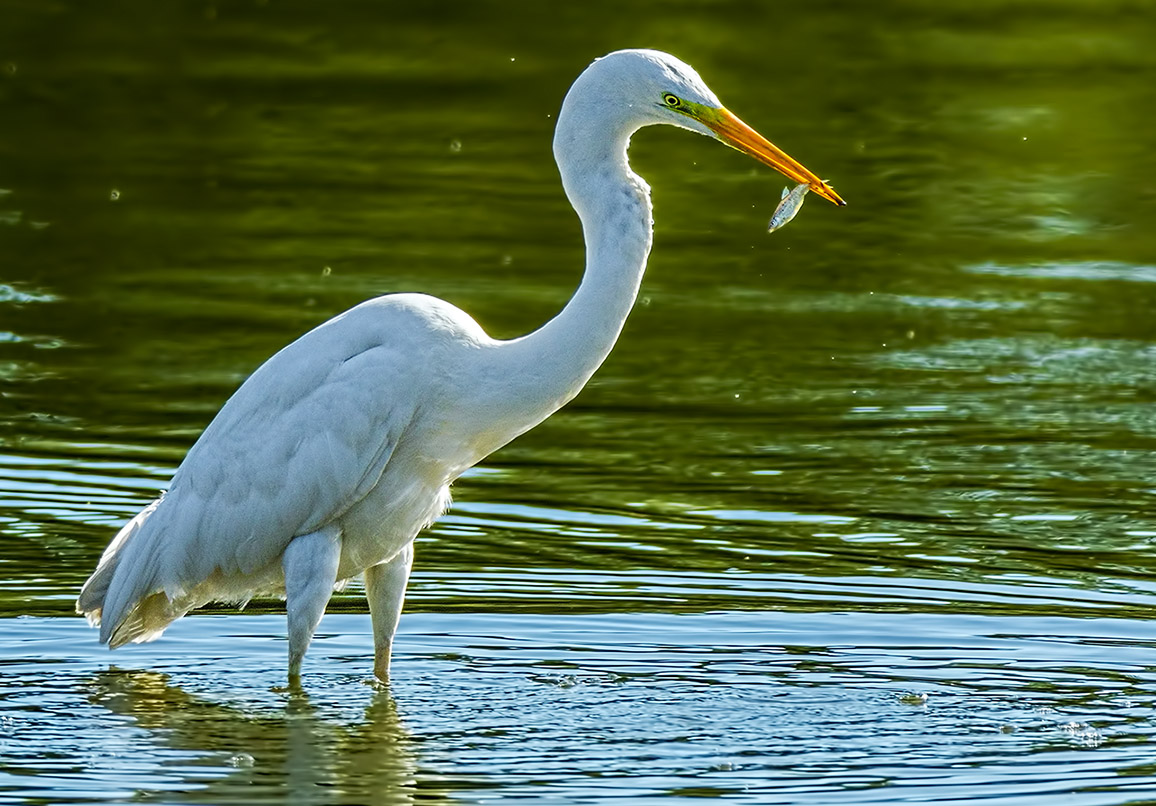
[76,497,198,648]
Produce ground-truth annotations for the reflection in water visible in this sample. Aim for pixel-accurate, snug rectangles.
[4,0,1156,802]
[88,669,447,806]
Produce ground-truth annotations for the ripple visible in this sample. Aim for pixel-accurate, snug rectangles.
[966,260,1156,283]
[689,509,857,525]
[0,453,169,527]
[0,331,66,349]
[4,612,1156,804]
[878,334,1156,388]
[0,283,56,304]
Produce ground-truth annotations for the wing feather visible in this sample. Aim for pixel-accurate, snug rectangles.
[86,298,442,641]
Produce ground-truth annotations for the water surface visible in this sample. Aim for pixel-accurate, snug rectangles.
[3,0,1156,803]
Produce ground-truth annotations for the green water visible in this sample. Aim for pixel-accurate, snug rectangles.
[4,1,1156,803]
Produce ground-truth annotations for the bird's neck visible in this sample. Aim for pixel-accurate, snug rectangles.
[523,164,654,396]
[478,135,654,447]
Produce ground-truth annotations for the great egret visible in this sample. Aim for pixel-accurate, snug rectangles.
[77,49,845,683]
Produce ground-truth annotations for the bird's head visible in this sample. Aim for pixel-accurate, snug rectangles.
[566,49,845,206]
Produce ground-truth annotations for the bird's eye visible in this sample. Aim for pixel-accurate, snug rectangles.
[662,93,682,109]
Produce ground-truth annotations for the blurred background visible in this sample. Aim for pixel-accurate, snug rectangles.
[3,0,1156,802]
[4,0,1155,618]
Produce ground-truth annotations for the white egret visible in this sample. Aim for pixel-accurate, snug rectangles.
[77,49,845,683]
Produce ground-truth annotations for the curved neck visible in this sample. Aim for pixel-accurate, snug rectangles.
[471,116,654,449]
[512,165,653,406]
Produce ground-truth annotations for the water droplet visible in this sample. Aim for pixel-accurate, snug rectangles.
[449,139,462,153]
[321,266,332,276]
[229,752,255,767]
[109,189,120,201]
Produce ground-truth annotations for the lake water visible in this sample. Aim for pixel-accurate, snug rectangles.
[4,1,1156,804]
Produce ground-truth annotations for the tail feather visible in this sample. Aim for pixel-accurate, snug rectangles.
[107,590,195,648]
[78,494,284,648]
[76,498,190,646]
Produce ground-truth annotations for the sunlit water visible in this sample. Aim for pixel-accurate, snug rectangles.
[6,612,1156,805]
[4,1,1156,803]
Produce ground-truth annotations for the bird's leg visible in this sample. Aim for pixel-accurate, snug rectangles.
[364,542,414,683]
[282,525,342,682]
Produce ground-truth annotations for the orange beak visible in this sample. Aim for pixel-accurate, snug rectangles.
[703,107,845,206]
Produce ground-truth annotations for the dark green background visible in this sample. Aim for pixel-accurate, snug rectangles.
[3,0,1156,617]
[6,2,1156,803]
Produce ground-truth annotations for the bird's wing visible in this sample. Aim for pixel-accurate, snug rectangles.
[90,295,484,642]
[164,306,424,584]
[90,302,434,633]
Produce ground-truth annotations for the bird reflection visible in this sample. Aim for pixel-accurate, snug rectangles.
[89,669,456,805]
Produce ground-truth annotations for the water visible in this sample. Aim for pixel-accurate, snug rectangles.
[4,0,1156,803]
[7,612,1156,804]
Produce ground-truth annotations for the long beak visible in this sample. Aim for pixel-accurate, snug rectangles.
[701,107,845,206]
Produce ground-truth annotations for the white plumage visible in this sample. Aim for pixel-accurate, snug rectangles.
[77,49,844,683]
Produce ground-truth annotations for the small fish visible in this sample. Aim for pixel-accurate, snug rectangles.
[767,183,810,233]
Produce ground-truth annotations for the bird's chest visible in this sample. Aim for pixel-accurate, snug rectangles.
[334,443,457,578]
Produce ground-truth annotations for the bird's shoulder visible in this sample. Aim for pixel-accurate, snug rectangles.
[214,293,488,413]
[159,293,485,569]
[319,292,492,352]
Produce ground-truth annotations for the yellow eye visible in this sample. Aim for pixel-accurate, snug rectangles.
[662,93,682,109]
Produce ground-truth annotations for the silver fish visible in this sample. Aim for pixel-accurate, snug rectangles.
[767,183,810,233]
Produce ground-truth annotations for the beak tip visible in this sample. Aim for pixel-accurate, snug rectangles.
[820,186,847,207]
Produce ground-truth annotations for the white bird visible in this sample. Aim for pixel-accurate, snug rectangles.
[77,49,845,684]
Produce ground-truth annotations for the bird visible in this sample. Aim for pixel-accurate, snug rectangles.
[77,49,845,684]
